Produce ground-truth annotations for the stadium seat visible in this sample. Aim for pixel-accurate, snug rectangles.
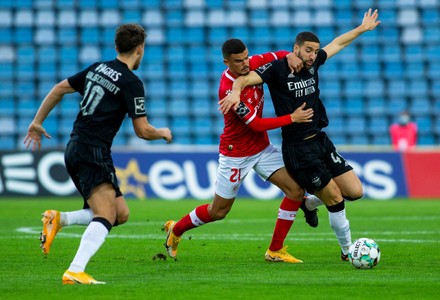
[325,116,344,136]
[378,9,397,27]
[186,27,205,44]
[320,80,341,98]
[427,62,440,80]
[384,62,404,79]
[414,116,432,135]
[359,45,379,62]
[409,98,431,117]
[366,98,386,116]
[418,133,435,145]
[345,98,364,116]
[270,10,290,26]
[426,45,440,62]
[372,134,391,146]
[100,10,120,27]
[140,0,160,8]
[328,134,347,146]
[189,81,210,99]
[423,27,440,43]
[0,80,13,98]
[183,0,204,8]
[397,8,419,26]
[0,136,16,150]
[16,62,35,80]
[340,63,361,80]
[292,9,312,26]
[188,63,209,79]
[191,99,213,116]
[401,27,422,44]
[364,79,385,98]
[80,0,98,8]
[35,10,55,27]
[324,97,343,117]
[407,80,429,98]
[0,117,15,134]
[58,28,77,45]
[348,135,369,145]
[404,63,425,79]
[142,9,163,26]
[368,117,389,135]
[79,10,99,27]
[387,79,407,98]
[345,117,366,135]
[169,99,190,117]
[193,117,212,135]
[343,79,363,98]
[421,9,439,25]
[208,27,228,45]
[14,9,33,27]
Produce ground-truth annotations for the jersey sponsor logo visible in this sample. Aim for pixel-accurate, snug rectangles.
[256,63,272,74]
[134,97,145,114]
[235,102,251,118]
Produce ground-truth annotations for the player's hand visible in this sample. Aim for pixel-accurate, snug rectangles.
[23,122,52,151]
[361,8,380,31]
[286,52,303,73]
[160,128,172,143]
[218,91,241,114]
[290,102,314,123]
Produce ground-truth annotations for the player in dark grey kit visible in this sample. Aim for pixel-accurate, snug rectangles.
[220,9,380,261]
[24,24,172,284]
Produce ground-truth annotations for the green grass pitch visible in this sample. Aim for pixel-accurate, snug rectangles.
[0,198,439,299]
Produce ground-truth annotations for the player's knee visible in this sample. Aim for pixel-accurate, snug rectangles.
[114,211,130,226]
[343,187,364,201]
[285,188,305,201]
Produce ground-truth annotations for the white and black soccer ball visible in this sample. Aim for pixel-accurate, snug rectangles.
[348,238,381,269]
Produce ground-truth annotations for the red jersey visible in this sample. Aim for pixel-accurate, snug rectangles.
[218,51,290,157]
[390,122,417,151]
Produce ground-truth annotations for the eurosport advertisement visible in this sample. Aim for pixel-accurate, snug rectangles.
[0,150,437,199]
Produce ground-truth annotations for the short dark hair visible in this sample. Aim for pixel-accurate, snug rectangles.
[222,38,247,59]
[115,24,147,54]
[294,31,320,47]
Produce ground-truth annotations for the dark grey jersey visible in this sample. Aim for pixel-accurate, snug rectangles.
[67,59,146,148]
[255,50,327,143]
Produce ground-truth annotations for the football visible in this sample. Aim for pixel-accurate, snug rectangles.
[348,238,381,269]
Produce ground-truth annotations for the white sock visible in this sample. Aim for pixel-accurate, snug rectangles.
[328,209,352,254]
[60,209,93,226]
[305,195,324,211]
[68,221,109,273]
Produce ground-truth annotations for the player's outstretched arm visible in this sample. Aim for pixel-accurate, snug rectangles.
[323,8,380,59]
[132,117,172,143]
[218,71,263,114]
[24,79,75,151]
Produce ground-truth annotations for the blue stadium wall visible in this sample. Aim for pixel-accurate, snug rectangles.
[1,0,440,150]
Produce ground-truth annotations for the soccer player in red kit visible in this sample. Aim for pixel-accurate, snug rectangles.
[220,9,380,261]
[163,38,320,263]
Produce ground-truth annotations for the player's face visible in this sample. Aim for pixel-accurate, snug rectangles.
[133,43,145,70]
[224,49,250,76]
[295,41,320,68]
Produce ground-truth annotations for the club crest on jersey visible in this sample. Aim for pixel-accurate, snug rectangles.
[257,63,272,73]
[308,67,315,75]
[235,102,251,118]
[134,97,145,114]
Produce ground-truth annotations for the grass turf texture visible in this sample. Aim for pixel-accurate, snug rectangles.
[0,198,439,300]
